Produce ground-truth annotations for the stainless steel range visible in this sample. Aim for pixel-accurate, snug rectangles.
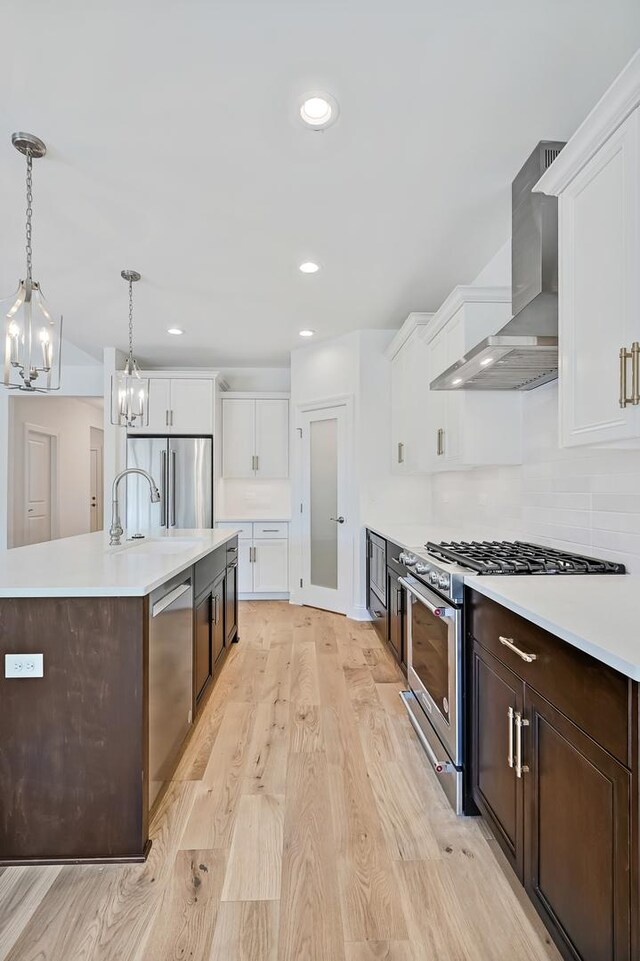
[399,540,626,815]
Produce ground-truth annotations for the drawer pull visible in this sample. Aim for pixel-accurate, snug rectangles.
[499,635,537,663]
[507,706,514,768]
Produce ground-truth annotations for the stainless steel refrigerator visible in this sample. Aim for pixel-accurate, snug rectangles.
[126,436,213,532]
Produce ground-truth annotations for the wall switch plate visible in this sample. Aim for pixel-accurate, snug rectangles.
[4,653,44,678]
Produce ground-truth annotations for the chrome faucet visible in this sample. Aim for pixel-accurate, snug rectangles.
[109,468,161,546]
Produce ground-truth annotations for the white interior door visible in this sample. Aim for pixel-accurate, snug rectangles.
[24,428,54,546]
[89,436,104,533]
[299,402,351,615]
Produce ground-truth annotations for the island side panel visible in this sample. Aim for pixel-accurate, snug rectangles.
[0,595,148,864]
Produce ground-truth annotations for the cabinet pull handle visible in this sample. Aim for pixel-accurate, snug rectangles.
[507,706,514,768]
[398,442,404,464]
[165,409,170,427]
[514,711,529,778]
[436,428,444,456]
[499,635,537,663]
[255,455,259,471]
[620,346,636,408]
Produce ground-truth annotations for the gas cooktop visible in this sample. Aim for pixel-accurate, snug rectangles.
[424,540,626,576]
[398,539,626,605]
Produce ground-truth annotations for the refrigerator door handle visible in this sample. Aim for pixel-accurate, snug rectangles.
[170,449,177,527]
[160,449,168,527]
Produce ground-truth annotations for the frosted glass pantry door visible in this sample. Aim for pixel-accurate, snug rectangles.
[299,402,351,615]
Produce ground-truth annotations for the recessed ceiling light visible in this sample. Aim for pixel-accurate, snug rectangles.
[167,327,184,335]
[452,377,462,385]
[480,356,494,366]
[299,329,316,337]
[299,93,339,130]
[299,261,320,274]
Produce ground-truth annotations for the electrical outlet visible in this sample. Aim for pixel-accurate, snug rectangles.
[4,653,44,678]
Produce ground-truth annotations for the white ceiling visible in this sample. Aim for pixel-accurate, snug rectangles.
[2,0,640,367]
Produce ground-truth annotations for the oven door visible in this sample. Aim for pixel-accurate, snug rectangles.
[401,576,462,766]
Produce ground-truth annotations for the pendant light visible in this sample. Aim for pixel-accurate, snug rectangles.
[1,133,63,391]
[111,269,149,428]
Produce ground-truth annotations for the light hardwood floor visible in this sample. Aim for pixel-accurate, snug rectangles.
[0,601,561,961]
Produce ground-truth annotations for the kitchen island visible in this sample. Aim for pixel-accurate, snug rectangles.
[0,528,239,866]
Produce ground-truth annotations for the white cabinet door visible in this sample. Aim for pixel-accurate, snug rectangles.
[170,379,214,434]
[390,348,407,472]
[237,540,254,593]
[130,378,170,434]
[222,399,255,478]
[559,109,640,447]
[255,399,289,478]
[254,539,289,592]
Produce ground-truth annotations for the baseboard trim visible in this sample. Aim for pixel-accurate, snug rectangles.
[238,592,290,601]
[348,604,373,622]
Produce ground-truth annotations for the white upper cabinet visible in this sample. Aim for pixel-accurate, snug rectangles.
[534,51,640,448]
[145,378,172,433]
[128,376,215,434]
[222,398,255,477]
[170,379,214,433]
[423,288,522,471]
[388,314,433,474]
[222,396,289,478]
[255,399,289,477]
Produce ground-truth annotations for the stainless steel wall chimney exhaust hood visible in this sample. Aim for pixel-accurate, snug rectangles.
[431,141,565,391]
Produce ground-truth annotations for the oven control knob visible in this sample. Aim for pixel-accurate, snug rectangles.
[429,571,439,585]
[438,573,450,590]
[403,553,417,566]
[415,562,429,575]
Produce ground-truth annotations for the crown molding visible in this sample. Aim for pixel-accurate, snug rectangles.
[422,284,511,343]
[386,311,434,359]
[534,48,640,196]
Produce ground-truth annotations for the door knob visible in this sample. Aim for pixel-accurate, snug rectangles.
[330,516,345,524]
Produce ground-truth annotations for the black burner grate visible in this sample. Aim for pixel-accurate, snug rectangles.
[424,540,626,575]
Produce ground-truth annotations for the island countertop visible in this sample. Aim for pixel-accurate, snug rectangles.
[0,528,240,598]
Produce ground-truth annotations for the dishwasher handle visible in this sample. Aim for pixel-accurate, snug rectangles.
[152,582,191,618]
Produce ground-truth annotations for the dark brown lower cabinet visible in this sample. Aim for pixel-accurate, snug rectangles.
[225,559,239,644]
[387,571,404,665]
[212,573,225,666]
[468,589,634,961]
[471,641,524,880]
[525,689,631,961]
[194,592,213,701]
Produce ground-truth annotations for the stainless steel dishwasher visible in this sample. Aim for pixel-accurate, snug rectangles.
[148,573,193,808]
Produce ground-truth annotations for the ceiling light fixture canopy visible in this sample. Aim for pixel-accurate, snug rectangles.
[299,329,316,337]
[299,261,320,274]
[2,132,63,392]
[167,327,184,335]
[110,269,149,428]
[299,93,339,130]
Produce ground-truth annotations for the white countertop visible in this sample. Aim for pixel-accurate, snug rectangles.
[465,574,640,681]
[365,521,640,681]
[0,529,240,598]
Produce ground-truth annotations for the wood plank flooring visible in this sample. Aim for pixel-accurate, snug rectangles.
[0,601,561,961]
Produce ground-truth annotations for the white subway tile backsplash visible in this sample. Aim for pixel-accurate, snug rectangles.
[430,382,640,572]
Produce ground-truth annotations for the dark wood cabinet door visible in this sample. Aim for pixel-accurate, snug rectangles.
[524,689,631,961]
[212,579,225,666]
[225,563,238,644]
[387,571,404,665]
[471,640,525,880]
[194,593,212,701]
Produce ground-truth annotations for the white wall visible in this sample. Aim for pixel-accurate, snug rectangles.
[8,396,104,547]
[0,341,103,549]
[430,241,640,572]
[290,330,431,617]
[217,479,291,520]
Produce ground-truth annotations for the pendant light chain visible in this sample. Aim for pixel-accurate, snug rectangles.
[128,278,134,360]
[25,148,33,282]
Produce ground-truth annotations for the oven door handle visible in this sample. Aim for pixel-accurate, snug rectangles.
[399,577,455,618]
